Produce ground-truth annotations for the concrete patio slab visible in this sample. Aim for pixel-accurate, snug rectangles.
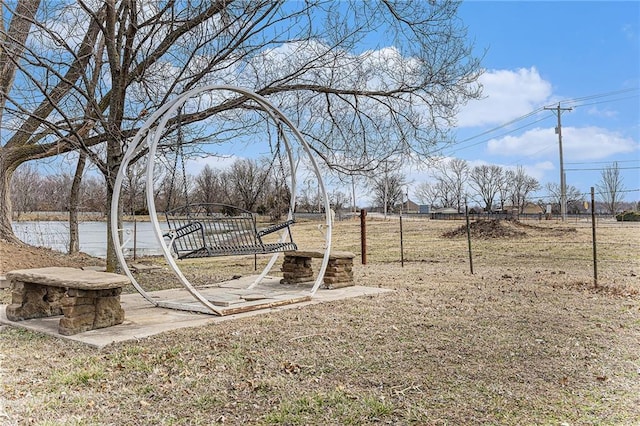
[1,276,392,349]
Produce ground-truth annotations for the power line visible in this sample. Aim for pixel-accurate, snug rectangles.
[444,90,637,156]
[571,94,639,109]
[566,160,639,165]
[566,166,640,172]
[530,188,640,202]
[557,87,639,105]
[434,88,639,165]
[427,108,550,159]
[445,115,552,156]
[455,107,546,145]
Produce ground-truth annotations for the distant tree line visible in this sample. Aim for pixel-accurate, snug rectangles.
[11,158,635,219]
[387,160,544,214]
[10,156,351,220]
[11,164,106,218]
[378,159,634,215]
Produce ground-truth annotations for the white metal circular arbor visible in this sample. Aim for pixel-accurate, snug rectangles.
[110,86,332,315]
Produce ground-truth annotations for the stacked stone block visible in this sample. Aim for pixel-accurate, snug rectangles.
[58,287,125,335]
[7,281,66,319]
[322,254,355,289]
[5,267,128,336]
[280,250,355,288]
[281,255,314,284]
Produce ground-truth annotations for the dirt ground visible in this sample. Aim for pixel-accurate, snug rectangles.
[1,218,639,425]
[0,240,105,274]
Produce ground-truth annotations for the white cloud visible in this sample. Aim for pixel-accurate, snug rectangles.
[563,127,639,160]
[487,126,639,161]
[457,67,552,127]
[516,161,555,183]
[486,127,556,158]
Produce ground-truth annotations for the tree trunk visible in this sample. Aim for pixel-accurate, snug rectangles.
[0,152,23,244]
[105,142,122,273]
[105,187,118,272]
[68,152,86,254]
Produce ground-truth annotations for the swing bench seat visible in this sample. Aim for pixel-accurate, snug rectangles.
[163,203,297,259]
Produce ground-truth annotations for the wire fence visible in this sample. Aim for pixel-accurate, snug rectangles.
[9,211,639,294]
[330,214,639,292]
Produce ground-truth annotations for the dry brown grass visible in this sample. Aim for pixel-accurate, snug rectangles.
[1,217,639,425]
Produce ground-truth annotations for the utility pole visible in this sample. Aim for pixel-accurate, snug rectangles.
[544,103,572,221]
[351,174,356,214]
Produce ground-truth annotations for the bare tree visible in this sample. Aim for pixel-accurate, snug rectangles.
[296,179,318,213]
[1,1,482,270]
[328,190,350,213]
[40,174,74,211]
[565,185,585,215]
[546,182,583,215]
[222,158,269,211]
[9,163,41,219]
[121,161,147,215]
[468,165,504,212]
[161,172,191,212]
[296,178,320,213]
[1,0,41,242]
[193,164,222,205]
[596,162,625,215]
[370,169,406,213]
[81,175,107,214]
[504,166,540,214]
[10,161,109,220]
[260,174,292,220]
[414,182,440,209]
[434,179,456,209]
[433,158,468,212]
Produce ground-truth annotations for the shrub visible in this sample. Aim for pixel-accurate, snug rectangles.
[615,211,640,222]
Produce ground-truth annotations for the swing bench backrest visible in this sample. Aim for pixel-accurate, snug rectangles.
[163,203,297,259]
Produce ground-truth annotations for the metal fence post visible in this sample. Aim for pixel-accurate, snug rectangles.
[591,187,598,288]
[465,201,474,275]
[400,209,404,268]
[360,209,367,265]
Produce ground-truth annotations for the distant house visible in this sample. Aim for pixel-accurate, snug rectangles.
[503,203,544,215]
[401,199,420,214]
[435,207,460,214]
[522,203,543,215]
[430,207,460,219]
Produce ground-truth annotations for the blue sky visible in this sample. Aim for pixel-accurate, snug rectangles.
[34,1,638,207]
[409,0,640,204]
[182,1,639,207]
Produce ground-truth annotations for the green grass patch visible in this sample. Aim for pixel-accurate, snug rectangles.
[263,390,395,424]
[50,366,105,387]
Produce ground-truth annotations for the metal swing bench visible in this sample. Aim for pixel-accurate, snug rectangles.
[164,203,297,260]
[112,86,333,316]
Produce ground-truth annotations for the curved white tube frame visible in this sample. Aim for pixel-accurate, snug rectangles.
[110,86,332,314]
